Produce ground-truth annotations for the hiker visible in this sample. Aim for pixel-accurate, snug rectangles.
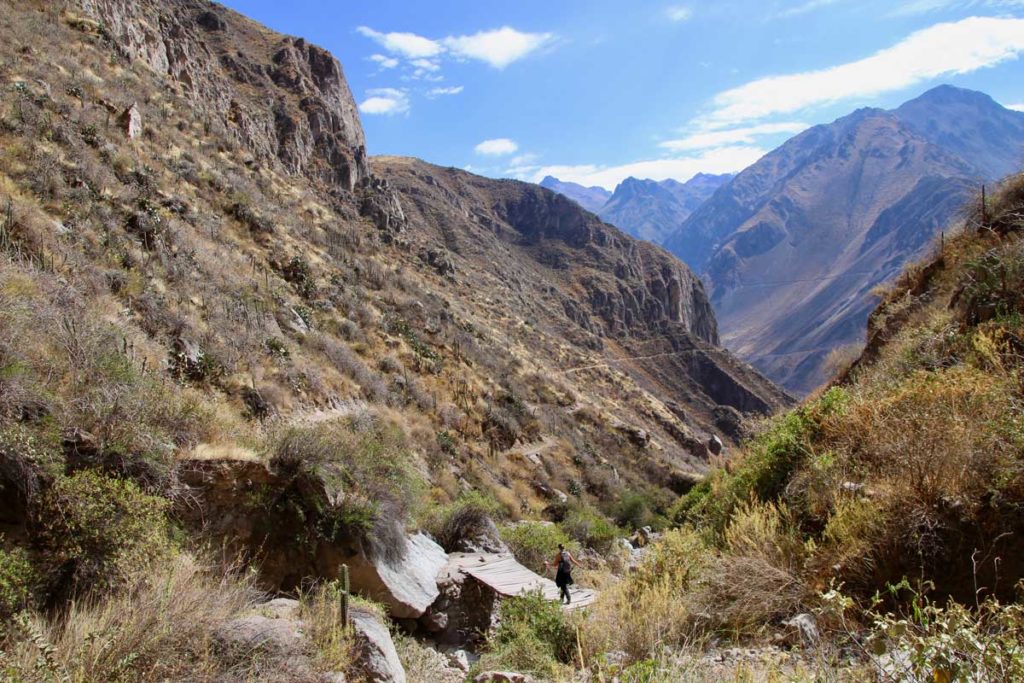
[545,543,581,604]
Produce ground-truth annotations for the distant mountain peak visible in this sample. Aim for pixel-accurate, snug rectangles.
[911,83,997,105]
[661,84,1024,396]
[539,176,612,214]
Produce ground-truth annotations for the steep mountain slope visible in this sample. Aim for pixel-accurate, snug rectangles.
[673,170,1024,623]
[896,85,1024,180]
[539,175,611,213]
[375,157,791,441]
[667,87,1024,395]
[597,173,732,244]
[0,0,790,590]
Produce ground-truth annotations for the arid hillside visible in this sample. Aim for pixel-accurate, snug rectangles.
[0,0,787,606]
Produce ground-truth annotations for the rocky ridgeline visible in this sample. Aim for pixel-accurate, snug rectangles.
[375,157,791,435]
[77,0,370,193]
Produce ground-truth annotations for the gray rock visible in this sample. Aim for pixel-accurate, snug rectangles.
[118,103,142,139]
[707,434,724,456]
[448,649,471,672]
[215,614,304,655]
[348,532,447,619]
[474,673,534,683]
[287,306,311,335]
[783,613,819,646]
[257,597,302,620]
[351,608,407,683]
[360,176,406,239]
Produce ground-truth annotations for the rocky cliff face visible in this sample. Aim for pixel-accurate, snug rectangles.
[374,157,790,431]
[76,0,368,191]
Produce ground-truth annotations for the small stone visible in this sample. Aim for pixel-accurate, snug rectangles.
[474,673,534,683]
[783,613,820,646]
[118,102,142,139]
[448,649,470,672]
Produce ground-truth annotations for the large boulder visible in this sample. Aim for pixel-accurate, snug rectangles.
[351,608,407,683]
[176,458,446,618]
[345,532,447,619]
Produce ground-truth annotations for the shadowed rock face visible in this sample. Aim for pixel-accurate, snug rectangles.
[77,0,367,191]
[373,156,791,435]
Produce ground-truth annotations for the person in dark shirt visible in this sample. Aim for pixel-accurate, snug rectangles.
[545,543,581,604]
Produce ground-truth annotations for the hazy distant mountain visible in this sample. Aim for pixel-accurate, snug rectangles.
[539,176,611,213]
[598,173,732,243]
[896,85,1024,180]
[666,85,1024,395]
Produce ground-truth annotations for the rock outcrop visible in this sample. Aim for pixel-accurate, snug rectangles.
[351,607,408,683]
[373,156,792,459]
[76,0,367,191]
[175,457,443,619]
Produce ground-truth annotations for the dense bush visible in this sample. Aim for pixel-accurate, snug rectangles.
[269,413,424,561]
[35,470,175,595]
[671,387,849,537]
[500,521,579,573]
[478,590,577,679]
[0,541,36,624]
[423,490,503,552]
[560,506,622,554]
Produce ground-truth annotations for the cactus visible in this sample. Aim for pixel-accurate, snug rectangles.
[340,563,350,630]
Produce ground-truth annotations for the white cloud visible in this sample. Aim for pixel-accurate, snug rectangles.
[665,5,693,21]
[775,0,843,18]
[660,122,809,151]
[889,0,1024,17]
[356,26,442,58]
[1007,102,1024,111]
[509,152,540,166]
[443,27,554,69]
[427,86,464,97]
[369,54,399,69]
[475,138,519,155]
[358,88,409,116]
[528,146,766,191]
[699,17,1024,129]
[410,58,441,72]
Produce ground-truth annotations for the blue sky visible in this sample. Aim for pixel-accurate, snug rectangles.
[221,0,1024,190]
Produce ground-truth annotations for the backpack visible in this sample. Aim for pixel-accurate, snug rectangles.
[558,550,571,572]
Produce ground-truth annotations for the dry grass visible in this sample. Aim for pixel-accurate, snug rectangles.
[0,554,263,682]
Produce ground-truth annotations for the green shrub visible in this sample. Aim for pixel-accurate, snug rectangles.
[822,582,1024,682]
[268,414,424,561]
[423,490,503,552]
[36,470,175,595]
[0,541,36,623]
[560,506,621,554]
[672,387,849,538]
[500,521,578,573]
[614,491,661,531]
[479,590,577,679]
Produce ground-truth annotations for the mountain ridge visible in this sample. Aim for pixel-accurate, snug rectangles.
[666,85,1024,394]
